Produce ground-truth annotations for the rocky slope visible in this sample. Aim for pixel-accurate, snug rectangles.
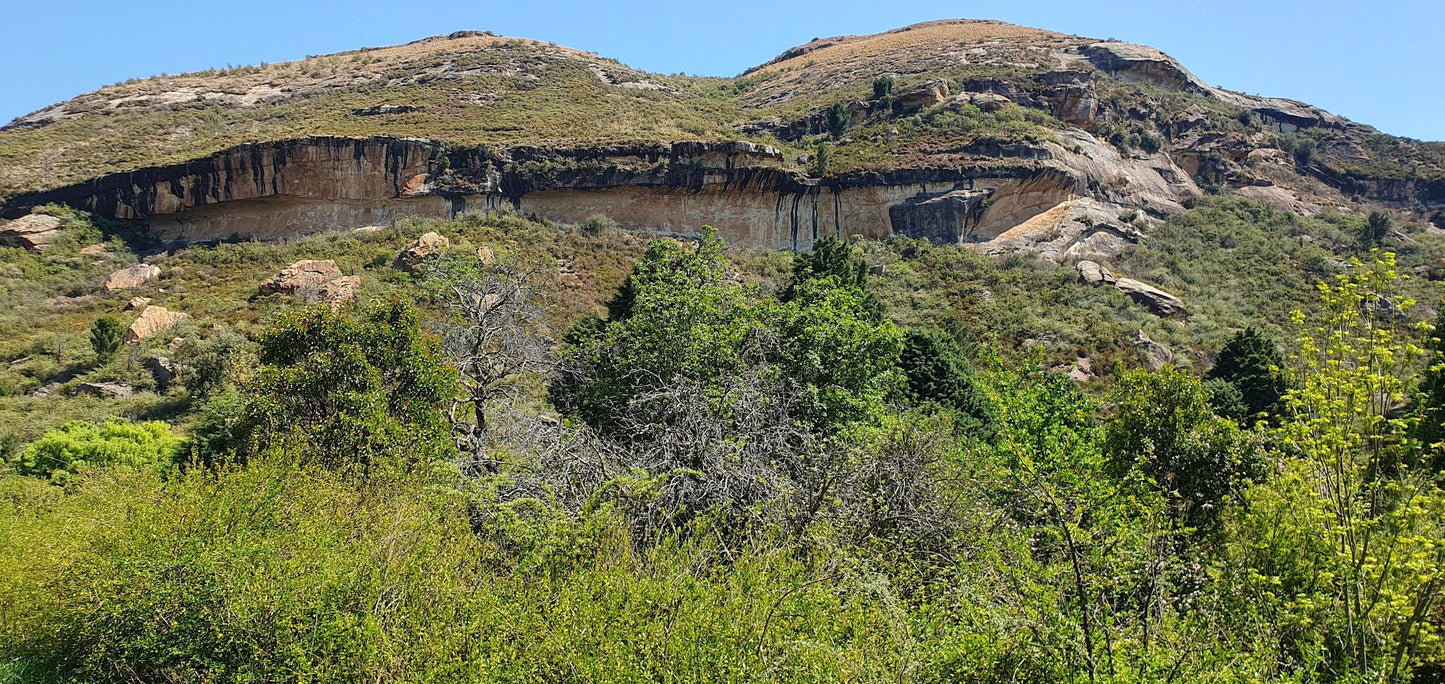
[2,20,1442,257]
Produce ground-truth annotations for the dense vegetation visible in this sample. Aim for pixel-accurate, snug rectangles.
[2,200,1445,681]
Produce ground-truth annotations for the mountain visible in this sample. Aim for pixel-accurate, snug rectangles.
[3,19,1442,257]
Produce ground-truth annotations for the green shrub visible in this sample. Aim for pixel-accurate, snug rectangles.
[88,317,124,361]
[11,418,181,481]
[579,213,618,235]
[871,75,894,99]
[824,102,849,138]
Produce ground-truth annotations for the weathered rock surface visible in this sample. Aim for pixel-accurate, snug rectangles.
[259,260,343,296]
[125,305,189,343]
[394,231,449,272]
[1132,330,1174,370]
[1076,260,1115,286]
[0,214,63,252]
[74,382,134,399]
[104,264,161,292]
[319,275,361,305]
[1114,278,1187,318]
[143,356,180,390]
[125,296,151,311]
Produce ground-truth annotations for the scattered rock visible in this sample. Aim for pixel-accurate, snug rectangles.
[394,232,449,273]
[1076,260,1116,286]
[167,337,187,353]
[74,382,134,399]
[1068,356,1096,383]
[79,243,106,256]
[1114,277,1187,317]
[143,356,180,390]
[869,263,886,276]
[476,246,496,265]
[319,275,361,306]
[259,260,342,296]
[1132,330,1174,370]
[351,225,385,234]
[894,80,950,113]
[124,296,152,311]
[104,264,161,292]
[125,305,190,343]
[351,104,423,116]
[0,213,64,252]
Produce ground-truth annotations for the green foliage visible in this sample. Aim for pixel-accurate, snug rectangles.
[198,298,455,471]
[811,140,830,176]
[10,418,180,481]
[1105,365,1254,526]
[871,75,894,99]
[1361,209,1394,248]
[824,101,849,138]
[555,228,900,435]
[1205,326,1288,423]
[897,329,995,438]
[87,317,124,361]
[579,213,618,235]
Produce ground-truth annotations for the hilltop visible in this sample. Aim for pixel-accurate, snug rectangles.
[1,19,1442,261]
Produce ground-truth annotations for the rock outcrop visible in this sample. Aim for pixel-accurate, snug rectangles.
[0,213,63,252]
[394,231,449,272]
[125,305,189,343]
[1132,330,1174,370]
[74,382,134,399]
[259,259,359,304]
[104,264,161,292]
[1114,278,1187,318]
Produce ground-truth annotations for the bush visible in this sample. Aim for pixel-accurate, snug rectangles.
[579,213,617,235]
[897,329,995,438]
[10,418,181,481]
[1206,327,1287,423]
[871,75,894,99]
[824,102,849,138]
[88,317,124,361]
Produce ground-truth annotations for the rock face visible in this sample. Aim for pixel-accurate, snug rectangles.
[1132,330,1174,370]
[125,305,190,343]
[1114,277,1187,318]
[0,214,63,252]
[74,382,134,399]
[142,356,180,390]
[320,275,361,305]
[104,264,161,292]
[125,296,151,311]
[394,231,449,272]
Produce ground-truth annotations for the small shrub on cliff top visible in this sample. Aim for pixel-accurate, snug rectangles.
[580,213,618,235]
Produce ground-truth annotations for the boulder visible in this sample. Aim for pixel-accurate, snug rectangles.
[79,243,106,256]
[74,382,134,399]
[318,275,361,306]
[259,260,342,296]
[394,232,449,273]
[125,305,190,343]
[0,214,64,252]
[1132,330,1174,371]
[125,296,152,311]
[476,245,496,265]
[104,264,161,292]
[1113,277,1187,318]
[1076,260,1115,286]
[143,356,180,390]
[894,80,950,113]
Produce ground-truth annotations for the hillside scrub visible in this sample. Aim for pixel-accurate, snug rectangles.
[1,222,1443,680]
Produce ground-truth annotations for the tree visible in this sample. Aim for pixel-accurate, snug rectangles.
[1412,310,1445,470]
[811,141,831,177]
[1224,253,1445,679]
[824,102,849,138]
[897,329,995,438]
[1105,366,1253,527]
[783,235,880,318]
[89,316,124,361]
[202,299,455,471]
[871,75,894,99]
[1361,210,1393,248]
[1206,327,1287,423]
[425,253,553,473]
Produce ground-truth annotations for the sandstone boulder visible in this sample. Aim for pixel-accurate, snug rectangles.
[125,296,152,311]
[476,246,496,265]
[104,264,161,292]
[74,382,134,399]
[1076,260,1115,286]
[0,214,64,252]
[79,243,106,256]
[1132,330,1174,371]
[394,232,449,273]
[319,275,361,305]
[259,260,342,296]
[142,356,181,391]
[1114,278,1187,318]
[894,80,950,113]
[126,305,190,343]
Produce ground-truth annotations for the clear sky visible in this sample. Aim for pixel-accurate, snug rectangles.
[1,0,1440,141]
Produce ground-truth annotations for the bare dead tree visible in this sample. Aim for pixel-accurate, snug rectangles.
[425,253,555,473]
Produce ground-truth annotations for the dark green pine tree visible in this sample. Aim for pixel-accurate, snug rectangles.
[1205,327,1288,423]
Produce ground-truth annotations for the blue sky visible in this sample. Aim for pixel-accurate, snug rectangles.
[1,0,1440,140]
